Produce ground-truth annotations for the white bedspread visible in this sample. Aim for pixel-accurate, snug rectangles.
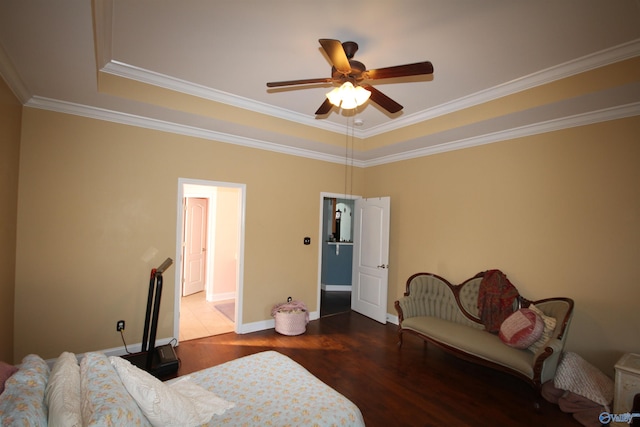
[171,350,365,426]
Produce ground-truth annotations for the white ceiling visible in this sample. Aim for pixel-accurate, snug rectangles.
[1,0,639,165]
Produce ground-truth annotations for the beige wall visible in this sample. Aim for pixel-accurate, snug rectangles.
[14,107,363,360]
[364,116,640,375]
[0,77,21,363]
[10,99,640,375]
[213,187,240,296]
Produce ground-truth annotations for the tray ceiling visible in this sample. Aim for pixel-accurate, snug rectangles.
[1,0,639,165]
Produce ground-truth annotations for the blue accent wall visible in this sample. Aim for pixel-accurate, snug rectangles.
[321,198,353,286]
[322,243,353,285]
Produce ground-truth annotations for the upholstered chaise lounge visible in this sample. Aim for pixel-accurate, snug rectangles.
[394,271,574,390]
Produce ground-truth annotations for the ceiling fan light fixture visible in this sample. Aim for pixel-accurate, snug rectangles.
[340,93,358,110]
[326,82,371,109]
[268,39,432,115]
[354,85,372,105]
[326,85,344,106]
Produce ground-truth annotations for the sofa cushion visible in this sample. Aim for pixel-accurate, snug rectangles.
[527,304,557,354]
[499,308,544,349]
[0,354,50,426]
[402,316,535,378]
[46,352,82,427]
[80,352,151,427]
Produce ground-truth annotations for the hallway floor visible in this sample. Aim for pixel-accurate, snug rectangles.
[320,290,351,317]
[179,292,234,341]
[180,290,350,342]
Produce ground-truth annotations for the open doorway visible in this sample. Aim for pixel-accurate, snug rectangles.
[318,192,359,317]
[174,179,245,342]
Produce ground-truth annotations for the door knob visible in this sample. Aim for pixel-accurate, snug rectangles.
[377,264,389,269]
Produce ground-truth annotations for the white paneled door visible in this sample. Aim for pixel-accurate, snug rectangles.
[351,197,390,324]
[182,197,208,296]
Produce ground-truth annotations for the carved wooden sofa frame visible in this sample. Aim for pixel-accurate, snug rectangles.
[394,271,574,390]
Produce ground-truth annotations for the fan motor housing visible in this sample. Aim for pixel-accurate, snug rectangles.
[332,60,366,82]
[342,41,359,59]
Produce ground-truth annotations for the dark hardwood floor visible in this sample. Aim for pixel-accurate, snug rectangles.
[320,289,351,317]
[175,311,581,427]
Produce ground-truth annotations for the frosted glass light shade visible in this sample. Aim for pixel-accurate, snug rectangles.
[326,82,371,109]
[326,86,344,106]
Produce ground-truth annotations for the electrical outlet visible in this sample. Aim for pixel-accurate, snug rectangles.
[116,320,125,332]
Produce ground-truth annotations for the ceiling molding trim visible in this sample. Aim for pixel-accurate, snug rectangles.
[22,96,638,170]
[0,41,31,103]
[92,0,113,70]
[24,95,363,167]
[361,38,640,138]
[94,3,640,141]
[364,101,640,167]
[92,3,345,138]
[101,40,639,141]
[101,61,349,136]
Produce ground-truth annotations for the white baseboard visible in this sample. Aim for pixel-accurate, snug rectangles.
[45,337,177,367]
[46,310,386,367]
[321,284,352,292]
[101,337,177,356]
[206,291,235,302]
[236,310,319,334]
[386,313,399,325]
[238,318,274,334]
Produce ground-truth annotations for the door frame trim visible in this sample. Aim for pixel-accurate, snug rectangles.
[316,192,361,316]
[175,178,246,342]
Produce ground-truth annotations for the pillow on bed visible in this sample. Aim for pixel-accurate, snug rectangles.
[45,352,82,427]
[80,352,151,427]
[0,361,18,394]
[0,354,50,426]
[527,303,557,354]
[499,308,544,349]
[109,356,233,427]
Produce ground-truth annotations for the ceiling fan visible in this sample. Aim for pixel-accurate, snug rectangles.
[266,39,434,115]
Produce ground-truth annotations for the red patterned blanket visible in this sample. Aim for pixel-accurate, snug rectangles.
[477,269,519,333]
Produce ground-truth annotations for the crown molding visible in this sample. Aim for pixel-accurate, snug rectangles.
[18,15,640,171]
[365,101,640,167]
[0,41,31,103]
[360,38,640,138]
[92,0,113,70]
[25,95,365,167]
[100,38,640,140]
[93,0,350,135]
[24,95,639,170]
[101,60,349,136]
[92,1,640,141]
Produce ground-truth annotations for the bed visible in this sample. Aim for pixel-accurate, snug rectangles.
[0,350,365,426]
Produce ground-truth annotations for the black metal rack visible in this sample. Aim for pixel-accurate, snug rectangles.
[121,257,178,379]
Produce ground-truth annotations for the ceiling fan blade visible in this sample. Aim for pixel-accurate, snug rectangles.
[267,77,333,88]
[319,39,351,74]
[361,84,403,114]
[365,61,434,80]
[315,98,333,115]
